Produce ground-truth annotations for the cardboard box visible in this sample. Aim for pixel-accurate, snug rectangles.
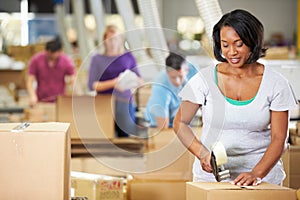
[289,145,300,189]
[296,122,300,136]
[7,45,33,61]
[0,69,26,89]
[264,46,290,60]
[134,85,152,108]
[56,95,115,139]
[290,134,300,145]
[71,171,124,200]
[24,102,56,122]
[281,148,290,187]
[186,182,297,200]
[127,174,188,200]
[145,128,199,180]
[0,122,71,200]
[71,155,146,177]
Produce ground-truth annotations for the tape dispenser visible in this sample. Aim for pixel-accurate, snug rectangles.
[210,141,230,182]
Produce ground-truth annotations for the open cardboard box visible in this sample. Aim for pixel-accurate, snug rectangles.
[186,182,297,200]
[0,122,71,200]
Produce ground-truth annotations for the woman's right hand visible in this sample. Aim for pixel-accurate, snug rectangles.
[199,146,213,173]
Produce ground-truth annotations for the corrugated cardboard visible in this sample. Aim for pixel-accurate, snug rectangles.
[186,182,297,200]
[289,145,300,189]
[56,95,115,139]
[281,144,300,189]
[24,102,56,122]
[71,171,124,200]
[127,174,188,200]
[145,128,199,180]
[71,155,146,177]
[135,84,152,108]
[290,134,300,145]
[0,122,71,200]
[0,69,26,89]
[281,148,290,187]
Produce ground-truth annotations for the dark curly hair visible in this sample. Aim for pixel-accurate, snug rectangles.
[212,9,267,64]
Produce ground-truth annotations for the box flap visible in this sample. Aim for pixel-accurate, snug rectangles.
[187,182,293,190]
[0,122,70,132]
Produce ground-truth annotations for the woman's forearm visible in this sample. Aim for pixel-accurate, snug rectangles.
[93,78,118,92]
[251,140,285,178]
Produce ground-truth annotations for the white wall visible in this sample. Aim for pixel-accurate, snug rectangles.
[161,0,297,42]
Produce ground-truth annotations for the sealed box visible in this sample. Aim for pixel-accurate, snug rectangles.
[71,171,124,200]
[127,174,188,200]
[56,95,114,139]
[186,182,297,200]
[0,122,71,200]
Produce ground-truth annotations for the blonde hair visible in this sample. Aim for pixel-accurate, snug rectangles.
[103,25,120,40]
[102,25,125,54]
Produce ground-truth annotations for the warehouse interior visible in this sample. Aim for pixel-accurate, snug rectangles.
[0,0,300,199]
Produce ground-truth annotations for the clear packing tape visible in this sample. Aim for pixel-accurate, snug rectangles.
[210,141,230,182]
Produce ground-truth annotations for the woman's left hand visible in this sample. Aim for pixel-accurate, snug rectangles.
[233,172,262,186]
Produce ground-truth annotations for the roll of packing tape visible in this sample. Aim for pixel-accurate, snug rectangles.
[212,141,227,166]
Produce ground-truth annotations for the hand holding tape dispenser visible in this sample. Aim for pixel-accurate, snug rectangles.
[210,141,230,182]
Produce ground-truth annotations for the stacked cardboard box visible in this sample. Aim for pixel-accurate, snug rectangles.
[126,127,199,200]
[70,127,198,200]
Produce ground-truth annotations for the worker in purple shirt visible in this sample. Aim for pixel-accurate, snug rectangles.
[27,37,75,106]
[88,25,143,137]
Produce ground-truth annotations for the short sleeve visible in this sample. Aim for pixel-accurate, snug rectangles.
[65,55,75,75]
[179,72,209,105]
[147,85,171,118]
[270,79,298,111]
[28,55,38,75]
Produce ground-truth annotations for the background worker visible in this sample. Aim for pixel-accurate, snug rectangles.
[26,36,75,106]
[145,52,198,130]
[88,25,143,137]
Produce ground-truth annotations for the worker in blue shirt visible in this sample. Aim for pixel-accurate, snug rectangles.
[144,52,198,129]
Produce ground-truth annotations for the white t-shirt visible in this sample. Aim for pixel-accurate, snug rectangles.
[178,65,298,184]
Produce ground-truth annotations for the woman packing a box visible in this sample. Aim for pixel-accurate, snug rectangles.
[173,9,298,186]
